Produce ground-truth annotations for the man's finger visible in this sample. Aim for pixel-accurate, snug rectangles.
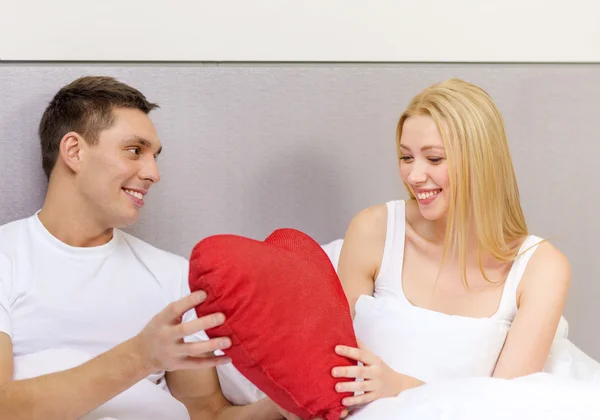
[176,354,232,370]
[165,291,207,322]
[177,312,226,337]
[180,337,232,357]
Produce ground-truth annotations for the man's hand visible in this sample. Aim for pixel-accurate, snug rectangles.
[134,290,232,372]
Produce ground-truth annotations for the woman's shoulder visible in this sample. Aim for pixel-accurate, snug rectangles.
[519,236,571,299]
[346,202,389,240]
[523,236,569,269]
[345,199,416,249]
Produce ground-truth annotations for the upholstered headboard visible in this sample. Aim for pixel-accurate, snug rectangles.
[1,63,599,359]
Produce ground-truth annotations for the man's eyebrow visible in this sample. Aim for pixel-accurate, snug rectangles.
[123,135,162,156]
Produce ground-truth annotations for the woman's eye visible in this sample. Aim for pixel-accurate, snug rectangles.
[400,156,413,162]
[428,157,443,164]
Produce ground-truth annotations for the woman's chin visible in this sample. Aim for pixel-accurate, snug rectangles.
[417,202,448,222]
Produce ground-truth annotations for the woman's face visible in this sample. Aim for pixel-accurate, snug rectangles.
[399,115,450,221]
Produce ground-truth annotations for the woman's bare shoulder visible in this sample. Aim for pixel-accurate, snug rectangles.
[518,238,571,301]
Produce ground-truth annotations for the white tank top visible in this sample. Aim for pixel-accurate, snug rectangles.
[353,200,543,383]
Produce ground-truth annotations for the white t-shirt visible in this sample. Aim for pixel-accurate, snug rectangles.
[0,213,204,419]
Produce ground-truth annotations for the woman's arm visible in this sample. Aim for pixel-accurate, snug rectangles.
[492,241,571,379]
[337,204,388,315]
[333,204,425,407]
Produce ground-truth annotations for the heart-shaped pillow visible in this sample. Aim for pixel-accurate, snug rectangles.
[189,228,358,420]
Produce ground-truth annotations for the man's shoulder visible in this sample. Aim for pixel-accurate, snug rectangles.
[117,230,189,269]
[0,216,32,252]
[0,216,31,234]
[117,231,191,299]
[0,217,33,282]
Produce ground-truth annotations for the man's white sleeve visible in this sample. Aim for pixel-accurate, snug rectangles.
[0,253,13,337]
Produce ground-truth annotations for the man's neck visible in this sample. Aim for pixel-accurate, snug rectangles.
[38,181,114,248]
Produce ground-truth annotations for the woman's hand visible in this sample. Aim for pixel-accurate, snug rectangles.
[332,340,416,407]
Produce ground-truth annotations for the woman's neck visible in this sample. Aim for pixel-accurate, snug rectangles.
[408,200,482,258]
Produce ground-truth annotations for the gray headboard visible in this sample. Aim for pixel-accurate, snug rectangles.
[1,63,599,359]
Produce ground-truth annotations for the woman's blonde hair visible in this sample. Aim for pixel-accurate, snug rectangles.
[396,78,528,288]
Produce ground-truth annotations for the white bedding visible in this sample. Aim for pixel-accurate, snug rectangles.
[350,373,600,420]
[216,239,600,419]
[216,335,600,419]
[17,348,600,420]
[12,239,600,419]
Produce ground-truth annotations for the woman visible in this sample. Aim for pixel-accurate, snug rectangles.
[330,78,571,408]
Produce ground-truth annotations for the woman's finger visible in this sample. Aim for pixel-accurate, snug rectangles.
[332,365,372,379]
[335,345,377,365]
[335,379,376,393]
[342,391,378,407]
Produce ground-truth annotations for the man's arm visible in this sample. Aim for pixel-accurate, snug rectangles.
[0,334,12,386]
[0,291,231,420]
[0,332,155,419]
[167,367,284,420]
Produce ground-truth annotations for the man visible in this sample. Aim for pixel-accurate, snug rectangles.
[0,76,290,419]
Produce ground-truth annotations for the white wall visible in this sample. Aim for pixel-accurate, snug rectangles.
[1,0,598,62]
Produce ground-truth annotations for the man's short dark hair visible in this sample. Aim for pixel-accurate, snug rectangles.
[38,76,159,179]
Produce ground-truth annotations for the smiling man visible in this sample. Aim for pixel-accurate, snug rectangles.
[0,76,287,419]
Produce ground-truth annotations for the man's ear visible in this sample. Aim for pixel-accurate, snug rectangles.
[59,132,86,173]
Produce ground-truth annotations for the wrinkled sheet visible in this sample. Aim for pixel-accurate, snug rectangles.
[351,372,600,420]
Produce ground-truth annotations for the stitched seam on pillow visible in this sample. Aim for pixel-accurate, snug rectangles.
[200,279,306,413]
[206,282,319,419]
[235,342,317,419]
[309,245,350,306]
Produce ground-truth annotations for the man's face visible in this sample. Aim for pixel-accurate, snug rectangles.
[77,107,162,229]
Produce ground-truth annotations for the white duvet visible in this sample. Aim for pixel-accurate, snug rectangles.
[214,239,600,419]
[13,240,600,419]
[350,373,600,420]
[347,296,600,420]
[215,318,600,420]
[14,332,600,420]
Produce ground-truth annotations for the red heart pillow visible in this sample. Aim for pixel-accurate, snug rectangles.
[189,228,358,420]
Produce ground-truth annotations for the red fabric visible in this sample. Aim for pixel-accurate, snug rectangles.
[189,228,357,420]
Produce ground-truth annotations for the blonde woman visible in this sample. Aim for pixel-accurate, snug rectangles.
[330,78,571,408]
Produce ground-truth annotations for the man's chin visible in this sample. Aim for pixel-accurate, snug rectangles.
[112,211,140,230]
